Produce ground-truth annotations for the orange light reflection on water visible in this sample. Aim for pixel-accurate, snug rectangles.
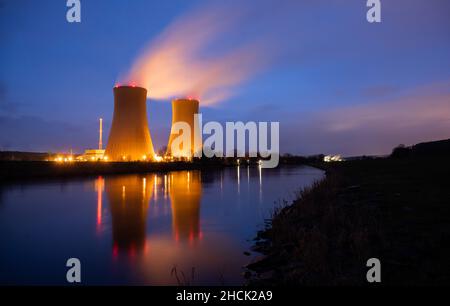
[97,171,255,285]
[95,176,104,233]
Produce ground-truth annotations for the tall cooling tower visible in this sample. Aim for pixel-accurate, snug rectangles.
[105,86,155,161]
[166,98,202,158]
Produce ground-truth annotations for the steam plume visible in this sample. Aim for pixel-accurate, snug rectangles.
[121,2,274,105]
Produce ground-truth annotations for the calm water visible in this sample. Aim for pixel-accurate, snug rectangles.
[0,166,323,285]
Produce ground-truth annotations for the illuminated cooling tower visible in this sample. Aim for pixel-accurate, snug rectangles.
[105,86,155,161]
[166,98,202,158]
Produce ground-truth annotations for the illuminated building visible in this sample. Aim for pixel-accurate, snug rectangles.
[323,155,344,162]
[82,149,105,161]
[76,119,105,161]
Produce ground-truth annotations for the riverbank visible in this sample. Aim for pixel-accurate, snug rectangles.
[0,160,224,182]
[0,155,323,182]
[247,157,450,285]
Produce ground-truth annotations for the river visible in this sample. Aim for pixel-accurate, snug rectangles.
[0,165,324,285]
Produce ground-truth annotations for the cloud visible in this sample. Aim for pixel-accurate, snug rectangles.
[120,0,310,106]
[360,85,399,99]
[282,81,450,156]
[121,3,267,105]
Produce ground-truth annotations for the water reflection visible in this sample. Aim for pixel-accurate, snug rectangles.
[103,170,203,253]
[105,175,153,251]
[0,166,324,285]
[95,176,104,233]
[169,171,201,242]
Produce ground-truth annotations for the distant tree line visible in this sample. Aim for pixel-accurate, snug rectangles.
[391,138,450,158]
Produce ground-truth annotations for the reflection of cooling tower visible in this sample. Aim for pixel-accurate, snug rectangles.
[169,171,201,241]
[166,99,202,158]
[106,175,153,251]
[105,86,155,161]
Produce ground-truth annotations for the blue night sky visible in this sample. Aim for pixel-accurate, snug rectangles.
[1,0,450,156]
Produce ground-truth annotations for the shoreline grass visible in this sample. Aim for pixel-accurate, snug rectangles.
[247,157,450,285]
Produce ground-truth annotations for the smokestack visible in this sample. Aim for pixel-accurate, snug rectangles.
[105,86,155,161]
[99,118,103,150]
[166,98,202,158]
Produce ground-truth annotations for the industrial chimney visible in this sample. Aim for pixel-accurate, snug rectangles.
[105,86,155,161]
[166,98,202,158]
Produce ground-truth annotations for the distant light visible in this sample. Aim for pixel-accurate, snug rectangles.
[154,155,163,162]
[324,155,344,162]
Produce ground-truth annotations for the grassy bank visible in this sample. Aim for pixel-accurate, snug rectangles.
[248,157,450,285]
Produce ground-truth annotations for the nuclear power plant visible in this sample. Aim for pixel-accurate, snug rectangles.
[105,86,155,161]
[166,98,202,158]
[101,84,202,162]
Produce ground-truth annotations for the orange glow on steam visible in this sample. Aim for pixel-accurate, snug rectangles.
[121,4,269,106]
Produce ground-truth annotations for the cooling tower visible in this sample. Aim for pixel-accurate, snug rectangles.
[105,86,155,161]
[166,98,202,158]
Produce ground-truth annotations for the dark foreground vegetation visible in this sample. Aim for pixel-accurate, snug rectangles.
[248,140,450,285]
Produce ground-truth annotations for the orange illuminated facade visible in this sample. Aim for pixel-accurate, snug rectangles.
[166,98,202,158]
[105,86,155,161]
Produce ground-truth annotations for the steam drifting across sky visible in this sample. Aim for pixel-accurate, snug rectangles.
[122,2,278,105]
